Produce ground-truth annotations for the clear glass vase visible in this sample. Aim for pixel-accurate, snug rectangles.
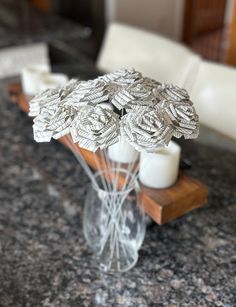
[83,168,146,272]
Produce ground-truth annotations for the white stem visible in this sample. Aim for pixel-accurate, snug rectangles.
[64,135,99,189]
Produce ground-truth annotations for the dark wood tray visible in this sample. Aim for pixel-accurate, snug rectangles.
[7,83,208,225]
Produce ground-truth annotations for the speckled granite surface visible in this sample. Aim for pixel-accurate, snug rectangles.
[0,78,236,307]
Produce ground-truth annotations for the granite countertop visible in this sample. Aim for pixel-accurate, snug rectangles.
[0,70,236,306]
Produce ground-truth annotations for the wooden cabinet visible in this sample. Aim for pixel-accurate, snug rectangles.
[183,0,227,44]
[226,1,236,65]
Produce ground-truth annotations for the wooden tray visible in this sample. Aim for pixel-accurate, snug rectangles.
[7,83,208,225]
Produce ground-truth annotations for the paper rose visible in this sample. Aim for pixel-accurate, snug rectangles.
[65,79,109,108]
[33,115,54,142]
[156,84,189,102]
[59,78,78,99]
[99,68,142,85]
[111,77,160,110]
[160,99,199,139]
[29,88,61,117]
[29,79,78,117]
[70,105,120,151]
[33,105,76,142]
[31,80,80,142]
[120,106,174,152]
[137,77,161,91]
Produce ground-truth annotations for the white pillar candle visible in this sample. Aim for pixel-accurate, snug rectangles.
[108,136,139,164]
[39,73,68,91]
[139,141,181,189]
[21,64,50,96]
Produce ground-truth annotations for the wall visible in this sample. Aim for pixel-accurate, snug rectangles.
[226,0,236,65]
[105,0,184,41]
[225,0,235,23]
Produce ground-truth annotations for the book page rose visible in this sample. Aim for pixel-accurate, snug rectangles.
[120,106,174,152]
[112,78,159,110]
[29,88,61,117]
[99,68,142,85]
[70,105,120,151]
[29,79,78,117]
[65,80,109,108]
[156,84,189,102]
[33,105,76,142]
[160,99,199,139]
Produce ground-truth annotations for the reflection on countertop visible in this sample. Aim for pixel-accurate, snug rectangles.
[0,66,236,306]
[0,0,96,62]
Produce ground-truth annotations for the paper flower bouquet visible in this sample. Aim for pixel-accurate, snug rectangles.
[30,68,199,272]
[31,68,199,151]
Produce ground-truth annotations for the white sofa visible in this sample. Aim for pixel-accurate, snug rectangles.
[191,61,236,141]
[97,22,200,90]
[97,22,236,141]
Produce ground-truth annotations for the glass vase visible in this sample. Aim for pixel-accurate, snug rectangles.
[83,168,146,272]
